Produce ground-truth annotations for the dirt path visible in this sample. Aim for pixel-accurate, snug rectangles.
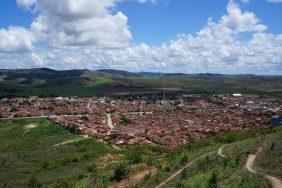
[245,147,282,188]
[218,145,227,158]
[87,98,93,113]
[107,113,114,135]
[52,138,86,147]
[155,151,214,188]
[111,167,157,188]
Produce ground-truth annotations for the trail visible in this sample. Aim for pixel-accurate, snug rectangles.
[107,113,114,135]
[218,145,227,158]
[87,98,93,113]
[52,138,86,147]
[245,147,282,188]
[155,151,214,188]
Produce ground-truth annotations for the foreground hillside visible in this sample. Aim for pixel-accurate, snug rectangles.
[0,68,281,98]
[0,118,281,187]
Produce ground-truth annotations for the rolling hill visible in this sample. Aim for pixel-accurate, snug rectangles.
[0,68,281,98]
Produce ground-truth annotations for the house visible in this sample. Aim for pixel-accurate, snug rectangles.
[233,94,242,97]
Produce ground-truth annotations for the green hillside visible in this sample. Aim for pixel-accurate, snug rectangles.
[0,68,281,98]
[0,119,281,187]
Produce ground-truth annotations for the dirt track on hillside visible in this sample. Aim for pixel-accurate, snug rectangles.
[245,147,282,188]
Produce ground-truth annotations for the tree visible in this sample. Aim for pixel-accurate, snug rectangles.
[119,114,132,125]
[10,106,18,112]
[66,124,81,134]
[209,171,218,188]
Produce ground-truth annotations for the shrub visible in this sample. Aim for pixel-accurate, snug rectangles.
[112,162,130,181]
[209,171,218,188]
[41,161,49,169]
[180,169,188,180]
[86,163,97,173]
[27,177,42,188]
[180,155,188,165]
[127,146,143,164]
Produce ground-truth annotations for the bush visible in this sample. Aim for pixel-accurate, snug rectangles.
[180,155,188,165]
[112,162,130,181]
[209,171,218,188]
[86,163,97,173]
[27,177,42,188]
[127,146,143,164]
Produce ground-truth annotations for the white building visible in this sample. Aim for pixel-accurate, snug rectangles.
[233,93,242,97]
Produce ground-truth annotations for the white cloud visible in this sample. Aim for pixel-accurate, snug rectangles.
[0,26,35,53]
[28,0,279,74]
[0,0,281,75]
[28,0,132,48]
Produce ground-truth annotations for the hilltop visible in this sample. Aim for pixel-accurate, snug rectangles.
[0,68,281,98]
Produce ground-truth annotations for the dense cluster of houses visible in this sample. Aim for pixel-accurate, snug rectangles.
[0,95,281,148]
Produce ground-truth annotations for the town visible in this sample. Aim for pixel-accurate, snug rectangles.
[0,94,281,149]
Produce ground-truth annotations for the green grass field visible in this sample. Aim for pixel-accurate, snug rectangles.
[0,119,121,187]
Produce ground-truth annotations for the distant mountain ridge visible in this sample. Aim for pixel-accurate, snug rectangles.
[0,68,281,98]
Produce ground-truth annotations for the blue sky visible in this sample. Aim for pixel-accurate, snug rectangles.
[0,0,281,74]
[118,0,282,45]
[1,0,282,45]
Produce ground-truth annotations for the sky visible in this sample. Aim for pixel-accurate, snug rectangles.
[0,0,281,74]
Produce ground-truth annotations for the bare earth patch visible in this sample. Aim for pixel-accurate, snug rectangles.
[110,166,157,188]
[52,138,86,147]
[23,124,38,135]
[99,154,125,168]
[25,124,38,130]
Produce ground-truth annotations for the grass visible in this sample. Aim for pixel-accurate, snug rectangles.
[154,127,282,188]
[0,119,120,187]
[0,118,281,187]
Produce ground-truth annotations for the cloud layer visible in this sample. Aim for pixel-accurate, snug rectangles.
[0,0,281,75]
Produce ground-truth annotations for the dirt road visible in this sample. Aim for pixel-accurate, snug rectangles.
[217,145,227,158]
[245,147,282,188]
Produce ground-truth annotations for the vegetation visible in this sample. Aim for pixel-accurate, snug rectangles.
[0,118,281,187]
[0,68,281,99]
[119,114,132,125]
[159,128,282,188]
[112,162,131,181]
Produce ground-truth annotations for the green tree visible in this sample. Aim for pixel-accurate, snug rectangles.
[119,114,132,125]
[209,171,218,188]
